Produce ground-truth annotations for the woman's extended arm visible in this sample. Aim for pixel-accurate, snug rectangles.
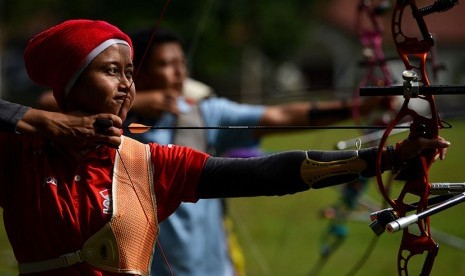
[197,137,449,198]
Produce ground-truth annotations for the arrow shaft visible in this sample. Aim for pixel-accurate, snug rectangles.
[125,125,413,130]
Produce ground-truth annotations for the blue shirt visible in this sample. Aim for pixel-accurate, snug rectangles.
[126,97,264,276]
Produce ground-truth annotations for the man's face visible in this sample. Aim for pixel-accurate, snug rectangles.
[140,42,187,94]
[66,44,135,121]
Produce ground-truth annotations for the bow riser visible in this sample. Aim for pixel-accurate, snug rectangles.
[376,88,440,275]
[374,0,452,274]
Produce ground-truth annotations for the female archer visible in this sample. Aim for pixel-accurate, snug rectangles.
[0,19,449,275]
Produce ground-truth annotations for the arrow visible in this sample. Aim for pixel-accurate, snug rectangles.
[124,122,415,134]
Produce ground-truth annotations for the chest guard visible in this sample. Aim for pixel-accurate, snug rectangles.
[18,136,158,275]
[82,136,158,275]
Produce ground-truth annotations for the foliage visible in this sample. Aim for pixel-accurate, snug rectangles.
[1,0,326,97]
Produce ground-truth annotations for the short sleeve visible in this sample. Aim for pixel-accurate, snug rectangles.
[149,143,209,221]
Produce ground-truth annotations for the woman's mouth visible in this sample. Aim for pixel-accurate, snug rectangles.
[116,93,132,103]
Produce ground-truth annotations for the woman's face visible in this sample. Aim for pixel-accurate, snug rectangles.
[66,44,135,121]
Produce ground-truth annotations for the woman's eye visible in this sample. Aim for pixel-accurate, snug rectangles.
[108,67,118,75]
[125,70,134,79]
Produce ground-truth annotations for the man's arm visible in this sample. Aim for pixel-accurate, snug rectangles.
[255,96,393,137]
[0,99,30,132]
[130,89,180,119]
[1,99,122,147]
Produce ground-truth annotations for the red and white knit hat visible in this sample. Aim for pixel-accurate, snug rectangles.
[24,19,133,110]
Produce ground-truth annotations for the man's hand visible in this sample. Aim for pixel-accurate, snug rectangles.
[359,96,398,119]
[131,89,180,119]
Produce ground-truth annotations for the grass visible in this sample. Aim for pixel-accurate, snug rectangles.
[1,119,465,275]
[228,119,465,275]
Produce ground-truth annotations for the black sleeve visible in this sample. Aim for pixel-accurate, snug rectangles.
[197,151,309,198]
[196,148,383,199]
[0,99,30,132]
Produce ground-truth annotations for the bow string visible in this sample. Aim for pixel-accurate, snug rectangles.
[113,0,174,274]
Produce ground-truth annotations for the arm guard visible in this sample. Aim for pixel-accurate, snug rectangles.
[301,148,381,189]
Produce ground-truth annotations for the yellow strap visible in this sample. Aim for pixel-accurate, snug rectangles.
[300,152,366,187]
[18,251,83,274]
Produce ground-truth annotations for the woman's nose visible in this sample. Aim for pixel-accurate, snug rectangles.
[119,75,133,90]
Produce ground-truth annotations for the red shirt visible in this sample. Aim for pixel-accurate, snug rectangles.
[0,134,209,275]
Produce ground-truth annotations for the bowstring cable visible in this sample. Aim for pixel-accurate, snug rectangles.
[115,0,173,274]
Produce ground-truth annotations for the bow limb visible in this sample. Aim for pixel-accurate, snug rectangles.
[353,0,395,125]
[391,1,433,85]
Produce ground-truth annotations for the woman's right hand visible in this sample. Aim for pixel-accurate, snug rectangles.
[17,109,123,148]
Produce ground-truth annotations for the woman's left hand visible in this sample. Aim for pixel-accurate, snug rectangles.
[398,136,450,161]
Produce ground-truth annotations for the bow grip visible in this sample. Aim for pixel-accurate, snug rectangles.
[94,118,114,131]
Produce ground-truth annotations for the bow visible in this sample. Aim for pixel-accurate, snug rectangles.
[352,0,395,124]
[367,0,458,275]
